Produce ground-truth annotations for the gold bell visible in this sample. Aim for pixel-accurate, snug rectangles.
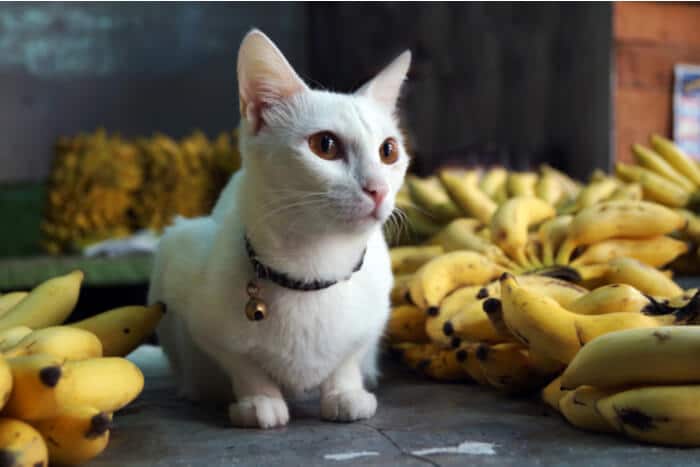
[245,280,268,321]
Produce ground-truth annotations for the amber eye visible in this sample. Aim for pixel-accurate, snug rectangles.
[380,138,399,164]
[308,132,341,160]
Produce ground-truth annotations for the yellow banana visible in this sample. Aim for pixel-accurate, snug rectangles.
[406,175,462,222]
[69,303,165,357]
[0,418,48,467]
[559,386,617,433]
[651,134,700,186]
[567,284,660,315]
[556,201,686,264]
[390,246,444,275]
[499,273,667,364]
[507,172,537,197]
[604,257,683,297]
[541,376,567,412]
[446,296,501,346]
[392,342,470,382]
[475,342,551,394]
[454,343,489,385]
[615,162,691,208]
[632,143,696,192]
[678,208,700,243]
[540,165,582,199]
[524,238,544,269]
[387,305,429,344]
[538,215,573,266]
[0,270,84,332]
[427,284,496,348]
[561,327,700,390]
[395,197,443,238]
[408,251,504,314]
[607,183,643,202]
[574,178,619,210]
[535,170,564,206]
[426,219,516,269]
[439,171,496,224]
[0,327,33,352]
[490,196,556,265]
[33,406,111,465]
[3,326,103,360]
[4,355,143,420]
[479,167,508,200]
[570,235,688,268]
[390,274,413,305]
[597,385,700,446]
[0,357,11,410]
[0,293,28,317]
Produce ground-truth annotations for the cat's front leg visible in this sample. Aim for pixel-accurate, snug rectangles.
[222,354,290,429]
[320,349,378,422]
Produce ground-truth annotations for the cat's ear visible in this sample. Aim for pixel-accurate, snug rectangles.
[356,50,411,113]
[237,29,308,133]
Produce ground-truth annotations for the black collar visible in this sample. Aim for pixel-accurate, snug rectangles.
[244,236,366,291]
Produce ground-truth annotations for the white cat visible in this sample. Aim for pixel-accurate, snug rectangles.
[148,29,411,429]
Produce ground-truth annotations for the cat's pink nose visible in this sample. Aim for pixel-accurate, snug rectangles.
[363,184,388,209]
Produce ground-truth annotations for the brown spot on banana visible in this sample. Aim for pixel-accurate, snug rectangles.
[86,413,112,439]
[0,450,17,467]
[616,407,667,432]
[39,366,61,387]
[652,330,672,342]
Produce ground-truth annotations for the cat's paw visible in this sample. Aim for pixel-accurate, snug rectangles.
[228,396,290,429]
[320,389,377,422]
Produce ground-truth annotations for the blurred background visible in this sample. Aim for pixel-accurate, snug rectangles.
[0,2,698,310]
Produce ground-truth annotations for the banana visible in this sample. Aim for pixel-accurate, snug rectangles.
[559,386,617,433]
[426,219,516,269]
[406,175,462,222]
[615,162,691,208]
[0,327,33,352]
[541,376,567,412]
[632,144,696,192]
[507,172,537,197]
[0,357,11,410]
[490,197,556,265]
[499,273,667,364]
[538,215,573,266]
[390,246,444,275]
[604,257,683,297]
[446,296,502,346]
[392,343,470,381]
[33,406,111,465]
[3,326,103,360]
[607,183,643,202]
[535,170,564,206]
[0,418,48,467]
[524,238,544,269]
[0,270,84,332]
[567,284,662,315]
[475,342,551,394]
[439,171,496,224]
[561,327,700,390]
[541,164,582,199]
[387,305,429,343]
[597,385,700,446]
[678,208,700,243]
[4,355,144,420]
[651,134,700,187]
[0,293,28,317]
[556,201,686,265]
[427,285,496,348]
[479,167,508,200]
[390,274,413,305]
[574,178,619,210]
[570,235,688,268]
[395,197,443,238]
[454,343,488,385]
[69,303,166,357]
[408,251,504,314]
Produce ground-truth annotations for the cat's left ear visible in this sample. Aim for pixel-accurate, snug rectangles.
[356,50,411,114]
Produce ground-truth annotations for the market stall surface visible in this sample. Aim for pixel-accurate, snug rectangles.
[86,345,700,467]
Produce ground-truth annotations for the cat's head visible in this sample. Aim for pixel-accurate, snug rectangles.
[237,29,410,236]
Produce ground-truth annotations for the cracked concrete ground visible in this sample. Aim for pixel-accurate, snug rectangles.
[88,345,700,466]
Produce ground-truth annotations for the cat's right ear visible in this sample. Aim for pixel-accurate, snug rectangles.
[356,50,412,114]
[237,29,308,133]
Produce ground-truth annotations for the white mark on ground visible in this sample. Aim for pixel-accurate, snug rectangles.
[411,440,497,456]
[323,451,380,461]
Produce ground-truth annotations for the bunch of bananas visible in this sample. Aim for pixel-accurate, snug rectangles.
[0,270,164,465]
[42,128,241,254]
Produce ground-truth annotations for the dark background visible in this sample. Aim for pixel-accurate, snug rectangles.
[0,2,612,183]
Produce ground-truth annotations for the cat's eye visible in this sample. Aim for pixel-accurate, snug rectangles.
[308,132,341,160]
[379,138,399,164]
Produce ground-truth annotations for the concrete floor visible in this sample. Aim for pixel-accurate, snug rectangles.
[82,345,700,467]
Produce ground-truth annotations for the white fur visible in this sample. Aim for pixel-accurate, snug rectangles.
[148,29,410,429]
